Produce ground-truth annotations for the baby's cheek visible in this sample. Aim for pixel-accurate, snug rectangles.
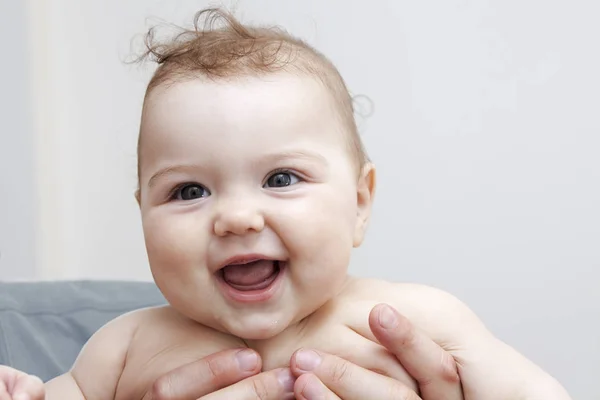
[144,213,207,269]
[289,201,354,280]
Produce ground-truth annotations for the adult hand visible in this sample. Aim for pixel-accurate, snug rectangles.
[144,303,462,400]
[289,303,463,400]
[143,348,295,400]
[0,365,45,400]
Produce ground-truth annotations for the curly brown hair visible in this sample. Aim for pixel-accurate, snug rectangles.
[135,7,368,187]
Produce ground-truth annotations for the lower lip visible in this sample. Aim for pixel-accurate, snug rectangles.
[217,263,285,304]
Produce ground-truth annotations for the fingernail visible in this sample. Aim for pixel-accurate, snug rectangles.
[277,369,295,393]
[302,374,325,400]
[378,304,399,329]
[295,349,322,372]
[14,394,30,400]
[236,349,259,371]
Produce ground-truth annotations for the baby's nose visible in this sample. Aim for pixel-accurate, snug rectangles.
[213,202,265,236]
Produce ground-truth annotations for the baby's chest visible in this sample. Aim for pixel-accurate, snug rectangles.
[116,308,412,399]
[256,316,375,371]
[257,312,414,389]
[115,314,247,400]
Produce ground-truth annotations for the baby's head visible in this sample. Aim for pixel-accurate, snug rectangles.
[135,8,376,339]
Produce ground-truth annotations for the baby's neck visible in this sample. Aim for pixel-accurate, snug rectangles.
[242,274,356,354]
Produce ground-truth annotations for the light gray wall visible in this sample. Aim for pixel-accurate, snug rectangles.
[0,0,35,280]
[345,3,600,398]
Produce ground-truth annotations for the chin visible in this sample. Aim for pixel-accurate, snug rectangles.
[224,314,291,340]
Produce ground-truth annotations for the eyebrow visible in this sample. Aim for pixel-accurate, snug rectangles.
[147,164,203,188]
[261,150,329,166]
[146,150,328,188]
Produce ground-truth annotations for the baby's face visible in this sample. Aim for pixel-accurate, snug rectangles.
[138,73,374,339]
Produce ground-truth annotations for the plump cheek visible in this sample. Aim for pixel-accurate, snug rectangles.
[303,231,352,286]
[142,212,209,287]
[142,212,221,325]
[283,190,356,297]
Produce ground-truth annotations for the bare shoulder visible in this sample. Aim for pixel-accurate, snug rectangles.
[338,277,490,342]
[338,278,573,399]
[44,306,155,400]
[341,275,470,306]
[49,306,242,400]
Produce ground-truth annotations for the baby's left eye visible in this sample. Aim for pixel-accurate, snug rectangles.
[264,171,300,188]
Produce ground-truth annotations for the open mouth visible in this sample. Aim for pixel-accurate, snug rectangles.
[219,259,283,292]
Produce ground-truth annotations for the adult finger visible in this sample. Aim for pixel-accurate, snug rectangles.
[199,368,295,400]
[291,349,422,400]
[321,332,417,390]
[144,348,261,400]
[294,373,341,400]
[0,366,45,400]
[370,303,463,400]
[0,380,9,400]
[0,367,13,400]
[12,374,45,400]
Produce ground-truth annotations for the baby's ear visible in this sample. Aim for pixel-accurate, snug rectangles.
[134,189,141,207]
[353,162,376,247]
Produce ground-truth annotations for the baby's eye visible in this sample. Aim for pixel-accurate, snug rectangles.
[174,184,210,201]
[264,171,300,188]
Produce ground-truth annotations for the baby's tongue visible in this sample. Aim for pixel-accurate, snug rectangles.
[222,260,277,290]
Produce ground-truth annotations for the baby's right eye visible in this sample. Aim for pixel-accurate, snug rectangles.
[172,184,211,201]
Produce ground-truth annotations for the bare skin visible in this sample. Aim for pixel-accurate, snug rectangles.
[1,303,462,400]
[38,278,571,399]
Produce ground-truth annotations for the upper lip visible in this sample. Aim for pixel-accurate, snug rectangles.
[217,254,279,271]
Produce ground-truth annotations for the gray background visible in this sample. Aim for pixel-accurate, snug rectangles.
[1,0,598,397]
[0,0,35,280]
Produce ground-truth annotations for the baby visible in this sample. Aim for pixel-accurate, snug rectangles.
[19,8,573,399]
